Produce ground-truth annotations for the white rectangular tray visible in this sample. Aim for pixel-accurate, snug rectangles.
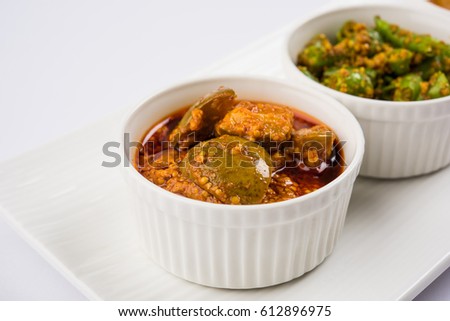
[1,27,449,301]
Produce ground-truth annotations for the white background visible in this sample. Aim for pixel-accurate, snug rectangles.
[0,0,449,300]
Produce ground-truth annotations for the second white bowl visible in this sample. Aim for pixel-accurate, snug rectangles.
[283,2,450,178]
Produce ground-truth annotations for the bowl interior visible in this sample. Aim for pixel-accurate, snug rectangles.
[288,4,450,63]
[123,77,363,171]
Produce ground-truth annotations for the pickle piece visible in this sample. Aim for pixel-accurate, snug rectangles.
[335,21,383,59]
[181,135,272,205]
[387,48,413,75]
[169,88,236,148]
[141,148,220,203]
[290,125,336,168]
[436,43,450,74]
[375,16,434,56]
[322,67,374,98]
[414,56,444,80]
[392,74,422,101]
[337,20,366,42]
[215,101,294,143]
[427,71,450,99]
[297,34,334,74]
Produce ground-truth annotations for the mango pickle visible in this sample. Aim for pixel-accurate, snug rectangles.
[290,125,336,168]
[169,87,236,148]
[137,88,343,205]
[180,135,273,205]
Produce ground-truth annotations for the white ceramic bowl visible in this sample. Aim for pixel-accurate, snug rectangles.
[121,75,364,289]
[283,2,450,178]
